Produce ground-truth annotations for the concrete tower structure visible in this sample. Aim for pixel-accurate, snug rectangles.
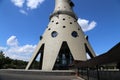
[26,0,96,71]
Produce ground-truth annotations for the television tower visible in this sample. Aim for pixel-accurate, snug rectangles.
[26,0,96,71]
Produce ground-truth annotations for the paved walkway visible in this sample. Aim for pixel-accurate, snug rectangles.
[0,69,85,80]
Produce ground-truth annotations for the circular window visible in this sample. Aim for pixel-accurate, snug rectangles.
[51,31,58,38]
[63,18,65,20]
[52,20,54,22]
[71,31,78,38]
[74,20,77,22]
[63,26,66,28]
[56,22,59,24]
[48,28,51,30]
[70,22,72,24]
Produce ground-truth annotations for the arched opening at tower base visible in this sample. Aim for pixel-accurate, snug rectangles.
[53,41,74,70]
[27,44,45,70]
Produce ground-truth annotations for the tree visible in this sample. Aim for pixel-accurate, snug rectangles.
[0,51,28,69]
[0,51,5,69]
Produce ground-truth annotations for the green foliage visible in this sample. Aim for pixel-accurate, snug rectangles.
[31,60,39,69]
[0,51,28,69]
[0,51,5,68]
[0,50,39,69]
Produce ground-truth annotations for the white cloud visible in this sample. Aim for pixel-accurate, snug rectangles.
[27,0,45,9]
[0,47,7,51]
[11,0,45,15]
[77,18,97,32]
[1,36,36,61]
[19,9,28,15]
[11,0,25,8]
[87,54,91,59]
[7,36,18,47]
[5,44,36,61]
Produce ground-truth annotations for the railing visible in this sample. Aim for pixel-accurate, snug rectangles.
[77,67,120,80]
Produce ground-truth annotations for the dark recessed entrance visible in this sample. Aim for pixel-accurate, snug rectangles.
[53,41,74,70]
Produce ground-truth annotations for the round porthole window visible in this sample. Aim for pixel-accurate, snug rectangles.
[51,31,58,38]
[71,31,78,38]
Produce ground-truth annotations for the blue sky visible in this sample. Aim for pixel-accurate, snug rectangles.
[0,0,120,61]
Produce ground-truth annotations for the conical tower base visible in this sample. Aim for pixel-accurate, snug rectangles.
[26,0,96,71]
